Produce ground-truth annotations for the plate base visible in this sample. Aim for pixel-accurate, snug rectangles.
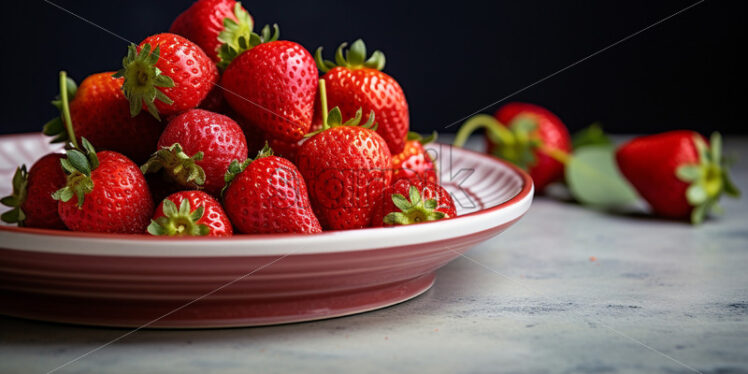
[0,272,435,329]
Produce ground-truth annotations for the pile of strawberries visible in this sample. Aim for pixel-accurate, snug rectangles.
[0,0,456,236]
[455,102,740,224]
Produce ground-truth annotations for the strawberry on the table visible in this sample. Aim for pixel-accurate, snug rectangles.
[454,102,572,191]
[616,131,740,224]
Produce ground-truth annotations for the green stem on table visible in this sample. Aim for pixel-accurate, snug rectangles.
[453,114,514,148]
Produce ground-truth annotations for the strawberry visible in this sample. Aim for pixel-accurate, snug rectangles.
[391,131,438,184]
[220,25,318,142]
[370,179,456,227]
[149,190,232,236]
[1,153,67,229]
[296,80,392,230]
[53,139,153,233]
[115,33,218,120]
[454,102,572,191]
[142,109,248,196]
[170,0,253,64]
[315,39,409,154]
[222,145,321,234]
[43,71,163,163]
[616,131,740,224]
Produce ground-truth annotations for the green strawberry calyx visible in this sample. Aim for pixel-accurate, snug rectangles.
[407,131,438,146]
[0,165,30,225]
[215,2,254,70]
[141,143,206,189]
[217,23,279,70]
[383,185,448,225]
[453,114,569,169]
[315,39,385,73]
[113,43,175,121]
[221,142,274,197]
[306,79,377,138]
[52,138,99,207]
[147,198,210,236]
[675,132,741,224]
[42,71,80,148]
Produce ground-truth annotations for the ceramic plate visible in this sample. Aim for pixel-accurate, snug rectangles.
[0,133,533,328]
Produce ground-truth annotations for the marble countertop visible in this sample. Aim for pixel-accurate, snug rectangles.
[1,137,746,374]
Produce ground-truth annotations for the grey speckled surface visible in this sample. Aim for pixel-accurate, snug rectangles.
[1,137,747,374]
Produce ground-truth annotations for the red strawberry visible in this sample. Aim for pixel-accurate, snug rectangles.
[222,145,321,234]
[315,39,409,154]
[115,33,218,120]
[391,131,438,184]
[53,139,153,233]
[43,71,163,163]
[142,109,248,196]
[371,179,456,227]
[493,103,571,190]
[1,153,67,229]
[220,25,318,142]
[297,80,392,230]
[169,0,253,63]
[454,102,572,191]
[149,190,232,237]
[616,131,739,223]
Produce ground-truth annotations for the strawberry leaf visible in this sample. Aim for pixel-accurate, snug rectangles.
[676,164,701,182]
[383,185,449,225]
[566,145,639,207]
[141,143,206,188]
[114,43,175,121]
[314,39,386,73]
[572,123,612,149]
[0,165,29,225]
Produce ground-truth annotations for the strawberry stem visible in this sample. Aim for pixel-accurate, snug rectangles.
[319,79,328,130]
[59,71,79,150]
[454,113,571,168]
[453,114,514,148]
[538,145,571,165]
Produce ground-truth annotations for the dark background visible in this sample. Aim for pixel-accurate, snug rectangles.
[1,0,745,135]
